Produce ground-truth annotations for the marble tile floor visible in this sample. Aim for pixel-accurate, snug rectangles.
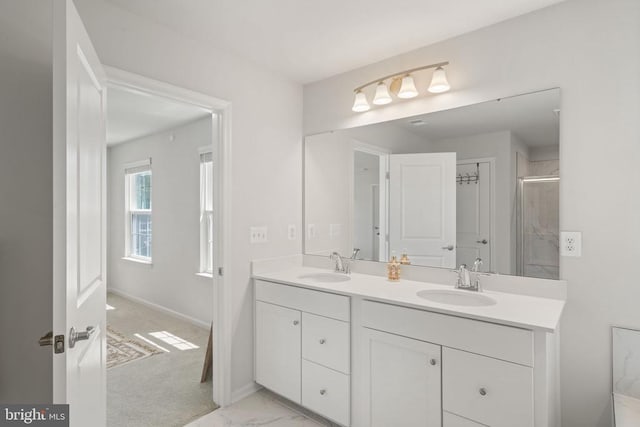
[185,389,331,427]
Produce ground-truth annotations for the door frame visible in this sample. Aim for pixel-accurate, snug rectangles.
[351,141,390,262]
[456,157,496,273]
[103,66,233,407]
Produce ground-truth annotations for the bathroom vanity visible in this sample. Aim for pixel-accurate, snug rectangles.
[252,258,565,427]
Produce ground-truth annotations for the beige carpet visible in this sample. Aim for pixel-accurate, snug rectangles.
[107,292,217,427]
[107,325,162,369]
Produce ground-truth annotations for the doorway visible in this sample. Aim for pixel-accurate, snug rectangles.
[102,68,231,425]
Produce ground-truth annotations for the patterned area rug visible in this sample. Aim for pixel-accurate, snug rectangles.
[107,326,162,369]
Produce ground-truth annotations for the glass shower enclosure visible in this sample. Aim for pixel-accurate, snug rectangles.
[516,176,560,279]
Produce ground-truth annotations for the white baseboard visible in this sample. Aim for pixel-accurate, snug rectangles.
[231,382,262,404]
[108,287,210,330]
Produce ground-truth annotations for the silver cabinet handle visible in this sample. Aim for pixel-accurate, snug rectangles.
[429,358,437,366]
[476,239,488,244]
[319,389,326,395]
[319,338,326,344]
[69,326,96,348]
[293,320,299,325]
[441,245,454,251]
[479,387,487,396]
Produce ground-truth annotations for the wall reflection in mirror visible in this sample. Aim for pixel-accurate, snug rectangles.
[304,88,560,279]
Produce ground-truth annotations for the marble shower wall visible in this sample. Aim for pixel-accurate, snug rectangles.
[613,327,640,399]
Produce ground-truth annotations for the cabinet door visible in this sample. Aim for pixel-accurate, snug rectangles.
[255,301,301,403]
[363,328,442,427]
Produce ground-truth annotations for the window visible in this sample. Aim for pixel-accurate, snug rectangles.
[125,160,152,261]
[200,152,213,273]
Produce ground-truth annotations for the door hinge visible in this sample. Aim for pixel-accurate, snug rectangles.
[218,267,224,276]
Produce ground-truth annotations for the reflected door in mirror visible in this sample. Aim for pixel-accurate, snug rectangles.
[389,153,456,268]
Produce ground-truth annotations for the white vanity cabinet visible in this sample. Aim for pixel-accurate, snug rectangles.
[254,280,351,426]
[360,300,538,427]
[253,275,560,427]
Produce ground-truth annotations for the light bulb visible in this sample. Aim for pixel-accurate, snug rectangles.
[352,90,370,112]
[428,66,450,93]
[373,82,392,105]
[397,75,418,99]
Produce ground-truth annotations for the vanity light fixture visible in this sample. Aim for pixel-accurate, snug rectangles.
[352,61,450,112]
[352,90,370,112]
[373,82,392,105]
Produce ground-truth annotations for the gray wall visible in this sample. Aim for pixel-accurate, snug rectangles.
[107,117,214,326]
[0,1,53,403]
[303,0,640,425]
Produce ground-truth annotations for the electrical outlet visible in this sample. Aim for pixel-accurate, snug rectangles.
[307,224,316,239]
[287,224,296,240]
[330,223,342,239]
[250,226,268,243]
[560,231,582,257]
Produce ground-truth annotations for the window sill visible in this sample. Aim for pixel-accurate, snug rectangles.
[122,256,153,265]
[196,272,214,279]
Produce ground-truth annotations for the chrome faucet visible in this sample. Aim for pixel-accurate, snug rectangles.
[330,252,351,274]
[351,248,360,260]
[455,257,483,292]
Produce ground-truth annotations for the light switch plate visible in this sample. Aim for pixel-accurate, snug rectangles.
[560,231,582,257]
[287,224,296,240]
[250,226,268,243]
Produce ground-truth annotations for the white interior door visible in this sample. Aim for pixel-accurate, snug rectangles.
[53,1,107,426]
[389,153,456,268]
[456,161,491,271]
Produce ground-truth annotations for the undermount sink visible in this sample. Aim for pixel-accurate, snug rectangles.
[416,289,496,307]
[297,272,351,283]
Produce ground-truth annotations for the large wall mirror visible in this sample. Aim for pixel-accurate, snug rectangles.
[304,88,560,279]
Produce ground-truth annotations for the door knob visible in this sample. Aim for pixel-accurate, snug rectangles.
[479,387,487,396]
[69,326,96,348]
[429,358,437,366]
[441,245,454,251]
[476,239,488,244]
[293,320,299,325]
[319,338,326,344]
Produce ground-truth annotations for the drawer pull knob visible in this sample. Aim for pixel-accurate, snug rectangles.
[479,388,487,396]
[319,389,327,396]
[429,358,437,366]
[319,338,326,344]
[293,320,299,325]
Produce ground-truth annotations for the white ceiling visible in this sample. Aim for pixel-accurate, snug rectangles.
[389,89,560,147]
[106,86,210,145]
[103,0,565,84]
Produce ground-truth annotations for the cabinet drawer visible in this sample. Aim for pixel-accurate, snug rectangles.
[362,300,533,366]
[443,348,533,427]
[302,359,350,426]
[443,411,487,427]
[255,280,350,321]
[302,312,350,374]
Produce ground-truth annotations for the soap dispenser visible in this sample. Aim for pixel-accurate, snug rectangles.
[387,252,401,282]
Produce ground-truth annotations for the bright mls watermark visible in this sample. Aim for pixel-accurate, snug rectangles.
[0,405,68,426]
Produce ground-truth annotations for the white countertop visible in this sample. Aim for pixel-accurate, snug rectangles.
[253,266,565,332]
